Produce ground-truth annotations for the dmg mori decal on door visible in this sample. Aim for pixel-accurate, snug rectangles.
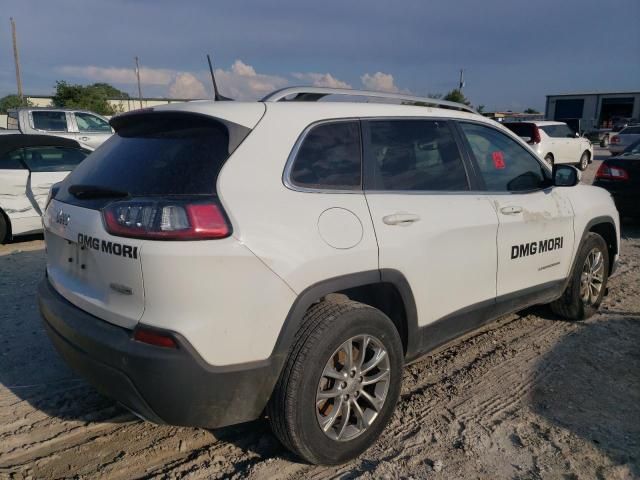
[511,236,564,259]
[77,233,139,259]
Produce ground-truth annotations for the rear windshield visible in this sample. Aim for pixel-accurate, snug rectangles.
[59,112,249,200]
[621,126,640,135]
[503,123,534,138]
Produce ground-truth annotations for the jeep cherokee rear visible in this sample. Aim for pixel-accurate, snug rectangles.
[39,87,620,465]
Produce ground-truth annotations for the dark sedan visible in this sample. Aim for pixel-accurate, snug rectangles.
[594,139,640,218]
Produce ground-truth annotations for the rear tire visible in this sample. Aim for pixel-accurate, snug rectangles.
[0,213,8,244]
[550,233,609,320]
[578,151,590,171]
[267,299,403,465]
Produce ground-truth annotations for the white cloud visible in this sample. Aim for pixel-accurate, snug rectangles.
[292,72,351,89]
[168,73,208,99]
[360,72,402,93]
[213,60,288,100]
[58,65,173,85]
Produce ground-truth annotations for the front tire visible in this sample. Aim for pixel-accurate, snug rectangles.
[0,213,8,244]
[578,151,590,171]
[551,233,609,320]
[268,299,403,465]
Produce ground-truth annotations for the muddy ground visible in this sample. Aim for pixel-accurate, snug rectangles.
[1,149,638,479]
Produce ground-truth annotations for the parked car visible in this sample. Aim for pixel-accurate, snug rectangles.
[39,87,619,465]
[595,139,640,218]
[608,125,640,155]
[2,107,113,149]
[503,121,593,170]
[0,134,90,243]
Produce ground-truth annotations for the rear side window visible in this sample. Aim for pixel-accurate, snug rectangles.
[32,111,68,131]
[75,112,112,132]
[460,122,549,192]
[61,112,248,198]
[289,121,361,190]
[22,146,88,172]
[503,123,535,139]
[540,124,574,138]
[366,119,468,191]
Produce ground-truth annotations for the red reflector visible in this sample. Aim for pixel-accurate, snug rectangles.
[133,328,177,348]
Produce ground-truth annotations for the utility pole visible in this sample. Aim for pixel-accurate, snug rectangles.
[134,56,143,109]
[458,68,465,92]
[10,17,24,102]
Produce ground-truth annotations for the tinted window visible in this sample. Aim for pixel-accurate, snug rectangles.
[75,113,112,133]
[621,126,640,135]
[0,149,24,169]
[503,123,535,139]
[460,122,549,192]
[62,113,242,197]
[367,120,468,191]
[32,111,68,131]
[290,121,361,189]
[22,146,88,172]
[540,124,574,138]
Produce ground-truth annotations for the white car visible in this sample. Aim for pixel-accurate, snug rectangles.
[38,87,620,465]
[504,121,593,170]
[0,134,90,243]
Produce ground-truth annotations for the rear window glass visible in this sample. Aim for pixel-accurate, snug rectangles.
[61,112,248,197]
[503,123,534,138]
[621,126,640,135]
[32,111,68,131]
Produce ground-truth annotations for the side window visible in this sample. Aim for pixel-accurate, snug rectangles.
[75,113,112,133]
[366,119,468,191]
[0,149,25,169]
[289,121,361,190]
[459,122,549,192]
[31,111,68,132]
[22,146,89,172]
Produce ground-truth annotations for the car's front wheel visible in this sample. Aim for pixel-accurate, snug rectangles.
[578,151,590,171]
[551,233,609,320]
[268,299,403,465]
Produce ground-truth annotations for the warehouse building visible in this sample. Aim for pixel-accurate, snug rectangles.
[545,91,640,132]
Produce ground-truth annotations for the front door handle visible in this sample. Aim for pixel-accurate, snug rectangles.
[500,206,523,215]
[79,136,90,141]
[382,213,421,226]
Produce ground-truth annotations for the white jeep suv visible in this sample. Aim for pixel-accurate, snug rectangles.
[38,87,619,465]
[503,121,593,170]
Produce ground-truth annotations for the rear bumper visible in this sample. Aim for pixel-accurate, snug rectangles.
[38,278,280,428]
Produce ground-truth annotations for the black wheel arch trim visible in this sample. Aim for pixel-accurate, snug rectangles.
[0,207,12,243]
[568,215,618,284]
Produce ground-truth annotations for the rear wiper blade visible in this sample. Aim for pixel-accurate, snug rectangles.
[68,184,129,199]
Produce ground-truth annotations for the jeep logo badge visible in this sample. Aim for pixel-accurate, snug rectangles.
[56,210,70,227]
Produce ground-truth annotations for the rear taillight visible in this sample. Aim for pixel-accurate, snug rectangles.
[611,135,620,144]
[133,327,177,348]
[103,199,230,240]
[530,125,541,145]
[596,162,629,180]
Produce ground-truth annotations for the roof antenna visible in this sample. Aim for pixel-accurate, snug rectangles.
[207,54,232,101]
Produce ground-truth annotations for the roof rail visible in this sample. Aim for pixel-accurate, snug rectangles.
[261,86,477,114]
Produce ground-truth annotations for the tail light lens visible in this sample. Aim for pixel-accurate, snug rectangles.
[611,135,620,144]
[596,162,629,180]
[103,199,231,240]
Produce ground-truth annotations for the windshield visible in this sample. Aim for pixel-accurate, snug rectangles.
[622,139,640,155]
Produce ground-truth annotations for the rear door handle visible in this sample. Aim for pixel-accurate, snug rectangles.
[382,213,421,226]
[500,206,523,215]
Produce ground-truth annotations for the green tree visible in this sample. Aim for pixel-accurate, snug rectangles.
[443,88,471,106]
[51,81,129,115]
[524,107,540,114]
[0,94,32,113]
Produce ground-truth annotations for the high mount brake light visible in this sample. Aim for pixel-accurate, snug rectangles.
[103,199,230,240]
[596,163,629,181]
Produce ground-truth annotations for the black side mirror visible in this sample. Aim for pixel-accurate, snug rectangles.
[553,164,579,187]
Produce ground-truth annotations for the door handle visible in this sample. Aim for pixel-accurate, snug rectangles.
[500,206,523,215]
[79,136,90,141]
[382,213,421,226]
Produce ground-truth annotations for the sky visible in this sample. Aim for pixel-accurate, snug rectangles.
[1,0,639,111]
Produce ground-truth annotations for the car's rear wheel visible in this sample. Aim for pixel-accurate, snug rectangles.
[0,213,8,244]
[268,299,403,465]
[550,233,609,320]
[578,151,590,171]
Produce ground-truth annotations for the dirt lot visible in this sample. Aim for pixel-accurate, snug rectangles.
[1,149,638,479]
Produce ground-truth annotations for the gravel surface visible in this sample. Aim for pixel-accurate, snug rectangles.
[1,149,638,479]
